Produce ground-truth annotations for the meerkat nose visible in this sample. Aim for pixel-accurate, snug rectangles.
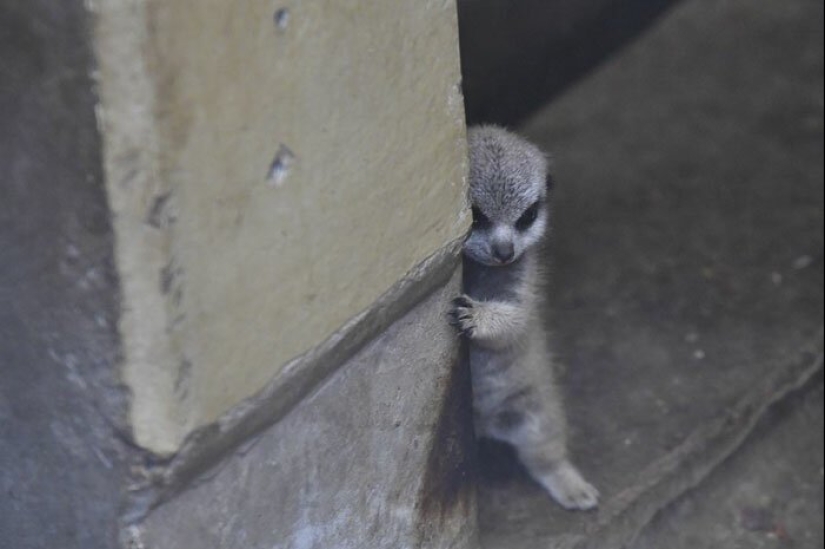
[492,241,515,263]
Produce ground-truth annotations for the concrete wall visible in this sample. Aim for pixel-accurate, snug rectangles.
[94,0,469,455]
[1,0,475,548]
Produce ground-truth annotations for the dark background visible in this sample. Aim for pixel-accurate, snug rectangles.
[457,0,682,125]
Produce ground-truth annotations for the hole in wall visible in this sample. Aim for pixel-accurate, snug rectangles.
[266,144,296,187]
[274,8,290,32]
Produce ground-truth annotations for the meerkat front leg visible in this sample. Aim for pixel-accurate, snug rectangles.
[449,295,529,349]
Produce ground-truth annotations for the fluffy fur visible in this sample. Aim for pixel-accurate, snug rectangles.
[450,125,599,511]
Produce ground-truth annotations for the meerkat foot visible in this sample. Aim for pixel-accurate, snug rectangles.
[537,462,600,511]
[449,295,478,338]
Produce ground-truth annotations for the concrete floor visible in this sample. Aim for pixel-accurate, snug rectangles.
[634,381,824,549]
[475,0,824,546]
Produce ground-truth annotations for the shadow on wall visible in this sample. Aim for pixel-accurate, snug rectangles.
[457,0,684,126]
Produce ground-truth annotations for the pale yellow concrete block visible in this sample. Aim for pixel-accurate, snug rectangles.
[93,0,468,454]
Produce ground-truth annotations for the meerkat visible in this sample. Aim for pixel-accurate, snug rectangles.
[449,125,599,511]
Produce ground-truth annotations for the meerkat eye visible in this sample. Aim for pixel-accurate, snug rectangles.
[515,201,540,231]
[471,206,492,230]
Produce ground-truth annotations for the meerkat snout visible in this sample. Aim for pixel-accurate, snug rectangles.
[492,240,514,263]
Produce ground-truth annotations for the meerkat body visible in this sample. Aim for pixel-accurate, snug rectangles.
[451,126,599,511]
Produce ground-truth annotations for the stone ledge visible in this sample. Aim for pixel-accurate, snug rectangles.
[132,260,477,549]
[123,236,466,524]
[575,332,824,549]
[633,372,824,548]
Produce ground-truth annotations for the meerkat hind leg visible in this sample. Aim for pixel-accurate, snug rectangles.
[487,346,600,511]
[518,440,600,511]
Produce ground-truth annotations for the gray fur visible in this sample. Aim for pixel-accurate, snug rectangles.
[451,126,599,511]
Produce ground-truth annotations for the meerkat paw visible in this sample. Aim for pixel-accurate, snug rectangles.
[538,462,600,511]
[449,295,478,338]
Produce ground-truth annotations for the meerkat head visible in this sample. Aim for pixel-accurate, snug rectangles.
[463,125,552,267]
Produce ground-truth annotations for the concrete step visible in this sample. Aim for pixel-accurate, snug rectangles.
[476,0,824,546]
[633,379,824,549]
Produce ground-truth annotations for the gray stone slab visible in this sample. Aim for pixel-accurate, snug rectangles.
[633,379,824,549]
[477,0,824,546]
[138,272,478,549]
[0,2,132,549]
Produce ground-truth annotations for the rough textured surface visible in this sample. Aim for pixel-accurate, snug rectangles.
[131,238,465,519]
[476,0,824,546]
[93,0,470,453]
[139,272,478,549]
[633,380,824,549]
[0,2,130,548]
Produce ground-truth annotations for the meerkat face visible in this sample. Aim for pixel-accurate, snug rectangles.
[463,126,551,267]
[464,195,549,266]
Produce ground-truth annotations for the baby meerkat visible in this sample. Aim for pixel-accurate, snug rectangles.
[450,125,599,511]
